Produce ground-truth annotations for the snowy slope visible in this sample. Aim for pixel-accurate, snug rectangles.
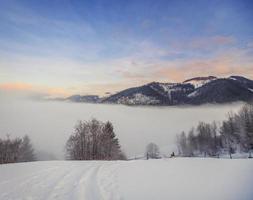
[102,75,253,105]
[103,82,194,105]
[62,76,253,105]
[0,159,253,200]
[183,76,217,88]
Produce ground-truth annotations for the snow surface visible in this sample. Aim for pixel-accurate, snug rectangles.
[117,93,160,105]
[159,83,175,93]
[184,78,216,89]
[187,90,199,98]
[229,77,237,81]
[0,158,253,200]
[157,83,182,100]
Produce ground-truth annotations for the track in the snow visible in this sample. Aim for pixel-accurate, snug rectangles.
[0,161,121,200]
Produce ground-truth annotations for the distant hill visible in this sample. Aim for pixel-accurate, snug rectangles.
[102,76,253,105]
[66,95,100,103]
[63,76,253,105]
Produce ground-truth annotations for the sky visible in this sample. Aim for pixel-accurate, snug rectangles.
[0,0,253,97]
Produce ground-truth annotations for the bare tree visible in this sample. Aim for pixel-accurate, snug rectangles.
[187,128,197,156]
[175,103,253,159]
[220,113,240,159]
[196,122,213,157]
[210,121,221,157]
[66,119,125,160]
[0,135,35,164]
[238,104,253,158]
[177,132,188,156]
[146,143,160,159]
[18,135,35,162]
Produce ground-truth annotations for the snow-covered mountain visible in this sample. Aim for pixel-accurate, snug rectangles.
[63,76,253,105]
[102,76,253,105]
[103,82,194,105]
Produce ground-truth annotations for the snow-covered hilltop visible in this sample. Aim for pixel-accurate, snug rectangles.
[102,75,253,105]
[62,75,253,106]
[183,76,217,88]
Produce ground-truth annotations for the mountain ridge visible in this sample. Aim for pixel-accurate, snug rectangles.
[61,75,253,106]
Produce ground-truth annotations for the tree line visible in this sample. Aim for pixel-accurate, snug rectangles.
[176,103,253,158]
[0,135,35,164]
[65,118,126,160]
[0,118,126,164]
[3,103,252,164]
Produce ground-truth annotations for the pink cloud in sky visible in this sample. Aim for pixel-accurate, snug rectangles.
[0,82,70,97]
[1,41,252,97]
[154,50,253,82]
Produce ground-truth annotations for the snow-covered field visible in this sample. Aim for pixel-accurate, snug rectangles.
[0,158,253,200]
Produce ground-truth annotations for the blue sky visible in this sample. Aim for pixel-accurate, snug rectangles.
[0,0,253,96]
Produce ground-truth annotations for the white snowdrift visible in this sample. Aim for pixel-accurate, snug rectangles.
[0,158,252,200]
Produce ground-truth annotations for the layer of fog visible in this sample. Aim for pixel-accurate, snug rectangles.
[0,97,244,159]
